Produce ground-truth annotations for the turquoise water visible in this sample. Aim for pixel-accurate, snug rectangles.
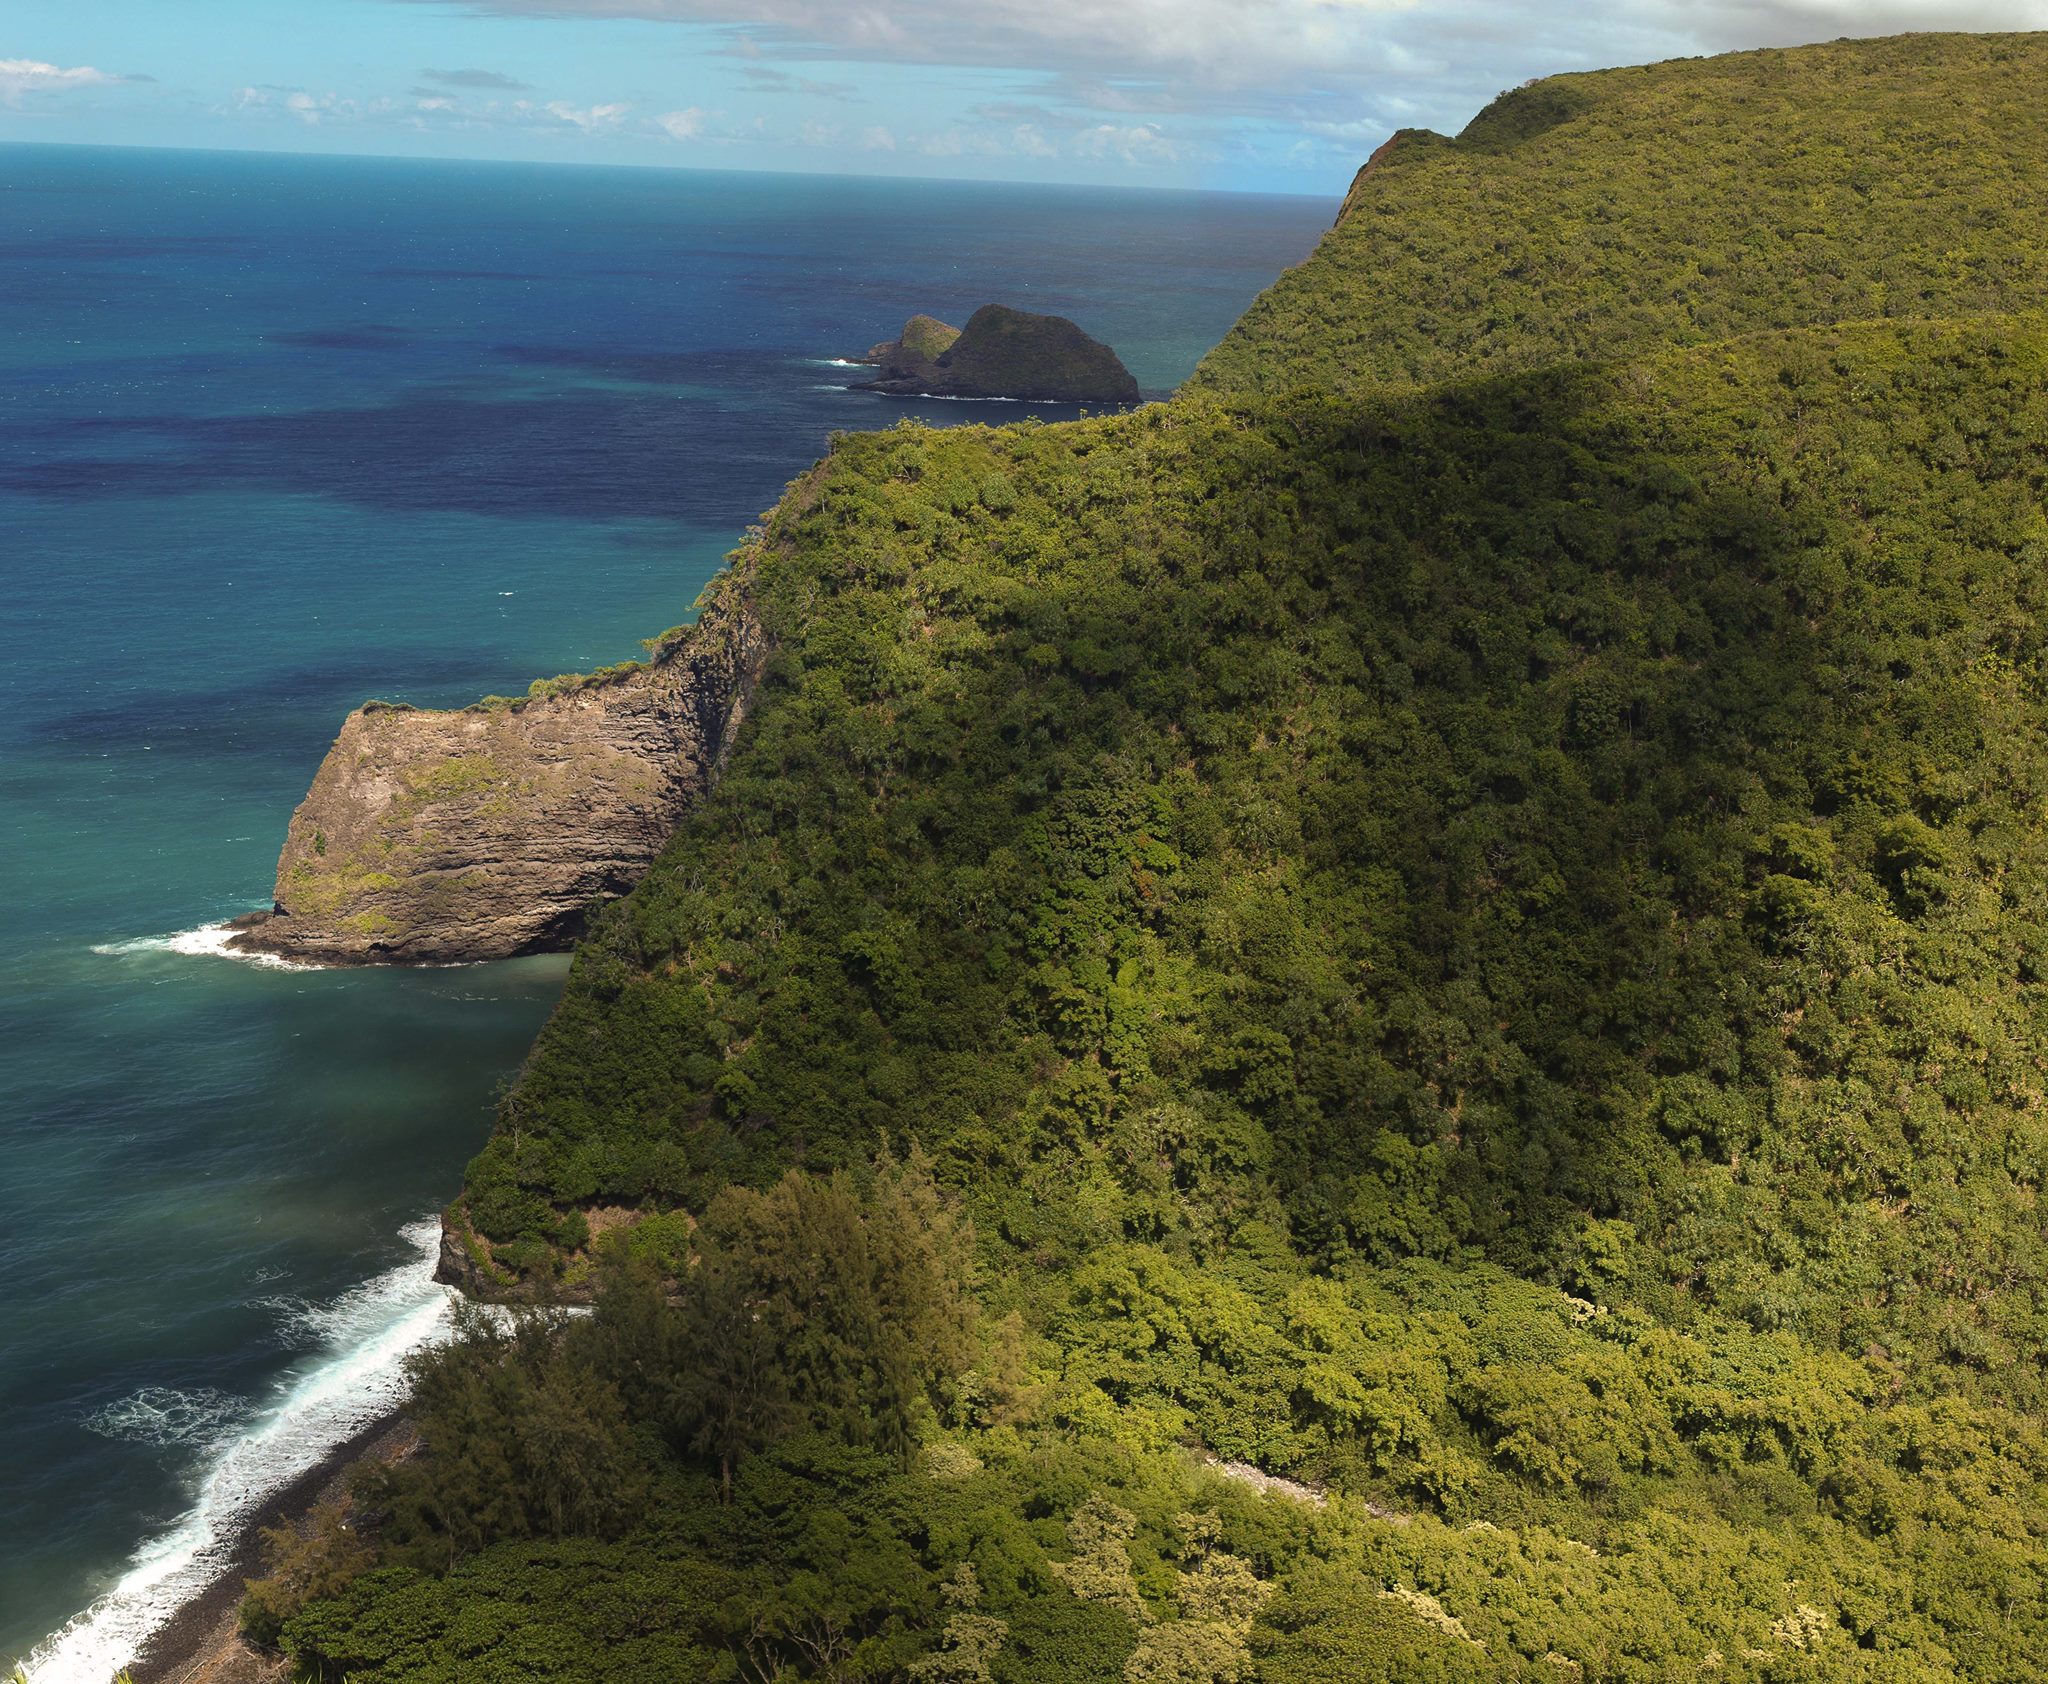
[0,141,1329,1674]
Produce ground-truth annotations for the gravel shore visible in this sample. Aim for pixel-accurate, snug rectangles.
[127,1412,416,1684]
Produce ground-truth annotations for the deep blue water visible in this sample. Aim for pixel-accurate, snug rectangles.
[0,141,1329,1674]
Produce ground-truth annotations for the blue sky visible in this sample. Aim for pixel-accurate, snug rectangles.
[6,0,2045,195]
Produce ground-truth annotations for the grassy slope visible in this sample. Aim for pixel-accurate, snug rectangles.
[299,35,2048,1683]
[899,313,963,362]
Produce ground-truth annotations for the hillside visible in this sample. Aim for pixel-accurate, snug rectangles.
[260,35,2048,1684]
[1196,32,2048,394]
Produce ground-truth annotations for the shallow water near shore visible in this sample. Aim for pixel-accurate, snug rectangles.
[0,141,1327,1673]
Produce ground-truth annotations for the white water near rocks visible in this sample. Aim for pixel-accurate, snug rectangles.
[18,1222,458,1684]
[90,921,319,973]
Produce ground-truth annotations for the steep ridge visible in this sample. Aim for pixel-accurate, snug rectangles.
[256,36,2048,1684]
[1196,32,2048,394]
[230,569,765,964]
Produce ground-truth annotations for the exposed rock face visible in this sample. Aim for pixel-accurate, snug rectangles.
[850,303,1139,403]
[437,1213,499,1297]
[228,568,767,966]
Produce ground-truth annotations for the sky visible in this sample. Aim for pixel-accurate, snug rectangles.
[5,0,2046,195]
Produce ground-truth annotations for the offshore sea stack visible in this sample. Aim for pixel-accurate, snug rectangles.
[850,303,1140,402]
[228,570,767,965]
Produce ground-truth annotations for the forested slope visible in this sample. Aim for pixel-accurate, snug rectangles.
[264,35,2048,1684]
[1195,31,2048,395]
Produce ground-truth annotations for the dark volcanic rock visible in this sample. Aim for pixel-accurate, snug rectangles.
[851,304,1139,403]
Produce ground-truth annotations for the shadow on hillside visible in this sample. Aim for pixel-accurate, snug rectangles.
[507,318,2033,1311]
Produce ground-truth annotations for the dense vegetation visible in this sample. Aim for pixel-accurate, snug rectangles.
[259,34,2048,1683]
[1197,32,2048,395]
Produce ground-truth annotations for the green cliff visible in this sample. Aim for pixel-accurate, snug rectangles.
[855,312,964,373]
[898,312,964,364]
[260,33,2048,1684]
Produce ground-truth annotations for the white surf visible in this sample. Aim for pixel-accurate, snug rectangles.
[17,1221,458,1684]
[91,921,319,973]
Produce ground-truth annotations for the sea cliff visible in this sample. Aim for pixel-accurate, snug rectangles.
[229,568,766,965]
[173,34,2048,1684]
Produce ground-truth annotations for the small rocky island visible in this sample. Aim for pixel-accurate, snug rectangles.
[848,303,1140,403]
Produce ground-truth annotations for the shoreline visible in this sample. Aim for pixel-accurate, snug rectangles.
[126,1409,415,1684]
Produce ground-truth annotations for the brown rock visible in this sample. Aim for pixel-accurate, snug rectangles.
[229,566,767,966]
[435,1210,493,1295]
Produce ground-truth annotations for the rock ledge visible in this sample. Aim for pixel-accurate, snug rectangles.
[229,568,766,966]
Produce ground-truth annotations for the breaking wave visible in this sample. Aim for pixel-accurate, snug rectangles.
[17,1221,458,1684]
[90,921,319,972]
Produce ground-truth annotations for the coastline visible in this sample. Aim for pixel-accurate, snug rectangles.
[127,1411,416,1684]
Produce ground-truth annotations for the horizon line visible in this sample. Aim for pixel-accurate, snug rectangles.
[0,134,1343,204]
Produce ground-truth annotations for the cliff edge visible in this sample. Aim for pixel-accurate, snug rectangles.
[228,568,767,966]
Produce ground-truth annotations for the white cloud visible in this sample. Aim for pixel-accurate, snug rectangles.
[544,98,631,129]
[1302,116,1391,144]
[1672,0,2048,43]
[236,85,351,123]
[234,77,692,142]
[401,0,2048,132]
[656,104,709,138]
[209,0,2048,183]
[0,57,114,104]
[794,115,1192,168]
[410,0,1424,94]
[1073,122,1183,166]
[1010,122,1057,158]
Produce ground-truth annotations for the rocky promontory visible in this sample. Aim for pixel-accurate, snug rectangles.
[849,303,1139,403]
[227,568,766,966]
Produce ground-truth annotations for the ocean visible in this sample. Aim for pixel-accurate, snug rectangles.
[0,140,1328,1676]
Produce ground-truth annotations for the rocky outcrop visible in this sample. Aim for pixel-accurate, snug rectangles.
[849,303,1139,403]
[853,312,962,376]
[227,568,767,966]
[436,1209,502,1297]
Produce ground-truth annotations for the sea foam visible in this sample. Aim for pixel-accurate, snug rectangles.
[82,1388,253,1450]
[17,1221,458,1684]
[91,921,319,972]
